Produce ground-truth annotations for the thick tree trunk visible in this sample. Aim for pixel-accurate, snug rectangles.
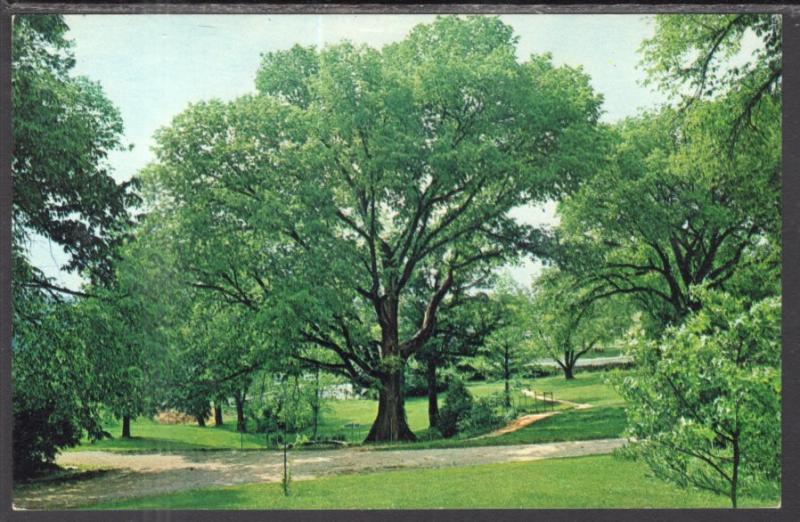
[234,393,246,433]
[564,365,575,380]
[365,370,416,442]
[426,359,439,429]
[365,296,416,442]
[196,415,206,427]
[122,415,131,438]
[214,403,224,426]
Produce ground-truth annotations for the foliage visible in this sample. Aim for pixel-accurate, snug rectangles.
[615,288,780,507]
[12,15,139,288]
[11,299,107,477]
[438,379,473,438]
[144,15,604,441]
[11,15,137,475]
[457,395,505,436]
[527,268,630,378]
[641,14,780,137]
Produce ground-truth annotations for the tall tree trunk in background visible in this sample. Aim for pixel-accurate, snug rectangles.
[196,415,206,427]
[234,392,246,433]
[122,415,131,438]
[503,344,511,408]
[312,367,321,440]
[214,401,224,426]
[426,359,439,429]
[563,349,576,380]
[731,433,740,508]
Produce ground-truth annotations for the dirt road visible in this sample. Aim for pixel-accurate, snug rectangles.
[13,438,624,510]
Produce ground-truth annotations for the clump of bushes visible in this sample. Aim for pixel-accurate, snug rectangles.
[459,395,505,435]
[439,380,506,438]
[438,379,473,438]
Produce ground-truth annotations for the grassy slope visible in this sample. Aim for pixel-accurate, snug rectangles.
[382,407,627,450]
[85,454,777,510]
[69,371,625,453]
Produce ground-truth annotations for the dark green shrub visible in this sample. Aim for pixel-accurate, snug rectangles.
[438,379,473,438]
[521,364,560,379]
[12,301,107,479]
[459,395,505,436]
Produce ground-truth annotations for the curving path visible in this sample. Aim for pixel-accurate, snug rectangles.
[13,438,625,510]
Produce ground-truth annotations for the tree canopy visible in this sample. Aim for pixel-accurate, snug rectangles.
[12,15,139,291]
[144,16,604,441]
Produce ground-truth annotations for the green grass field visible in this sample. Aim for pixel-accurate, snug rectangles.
[69,371,625,453]
[84,454,777,509]
[380,407,627,450]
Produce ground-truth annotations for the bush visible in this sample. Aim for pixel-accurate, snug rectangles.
[521,364,560,379]
[438,379,473,438]
[12,300,107,479]
[459,395,506,436]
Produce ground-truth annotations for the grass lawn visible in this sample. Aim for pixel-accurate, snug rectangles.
[69,417,270,452]
[84,454,778,509]
[384,407,627,450]
[467,370,624,408]
[68,371,625,453]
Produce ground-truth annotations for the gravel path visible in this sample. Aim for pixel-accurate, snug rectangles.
[13,438,625,509]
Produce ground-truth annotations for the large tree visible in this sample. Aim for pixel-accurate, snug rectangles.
[146,16,603,441]
[557,100,779,329]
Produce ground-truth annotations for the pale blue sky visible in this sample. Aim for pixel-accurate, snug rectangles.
[30,14,669,289]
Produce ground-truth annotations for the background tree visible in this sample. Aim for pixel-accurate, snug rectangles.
[556,99,779,330]
[616,288,780,508]
[556,12,780,331]
[81,237,174,438]
[471,278,530,405]
[404,265,499,429]
[146,16,604,442]
[528,268,630,379]
[185,302,271,433]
